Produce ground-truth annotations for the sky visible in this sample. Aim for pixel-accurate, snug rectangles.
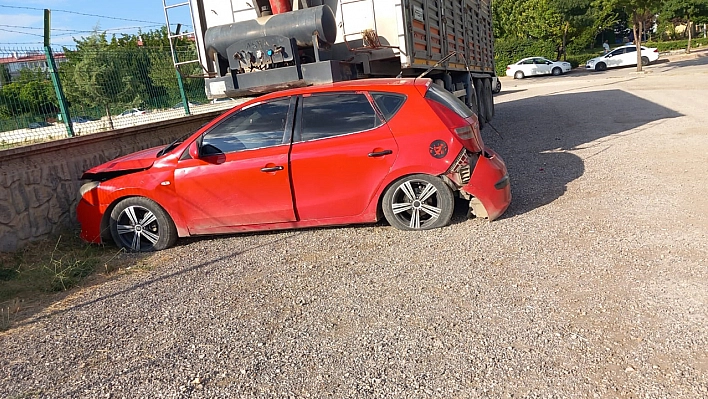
[0,0,192,48]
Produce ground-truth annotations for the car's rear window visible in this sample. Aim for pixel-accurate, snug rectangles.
[424,84,474,119]
[371,93,406,121]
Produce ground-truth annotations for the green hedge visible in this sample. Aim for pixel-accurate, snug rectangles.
[645,37,708,52]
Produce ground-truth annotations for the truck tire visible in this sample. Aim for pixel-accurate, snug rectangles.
[474,78,487,128]
[483,78,494,121]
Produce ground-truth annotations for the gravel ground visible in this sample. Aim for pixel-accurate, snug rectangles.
[2,55,707,398]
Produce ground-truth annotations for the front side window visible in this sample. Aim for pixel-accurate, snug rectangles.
[298,93,381,142]
[201,98,290,154]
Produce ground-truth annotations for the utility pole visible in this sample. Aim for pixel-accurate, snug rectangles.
[43,9,74,137]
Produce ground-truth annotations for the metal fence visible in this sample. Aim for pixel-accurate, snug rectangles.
[0,45,238,149]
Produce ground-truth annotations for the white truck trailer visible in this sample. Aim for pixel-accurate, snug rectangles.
[164,0,496,123]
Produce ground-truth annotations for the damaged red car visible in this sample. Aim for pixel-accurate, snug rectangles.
[77,78,510,252]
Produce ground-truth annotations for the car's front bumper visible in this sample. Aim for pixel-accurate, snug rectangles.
[77,193,105,244]
[462,148,511,221]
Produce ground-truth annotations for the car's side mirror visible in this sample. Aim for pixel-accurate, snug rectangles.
[188,141,200,159]
[546,61,552,65]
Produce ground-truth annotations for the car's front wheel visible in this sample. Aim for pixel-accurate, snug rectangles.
[514,71,525,79]
[552,67,562,76]
[595,62,607,71]
[109,197,177,252]
[382,174,454,231]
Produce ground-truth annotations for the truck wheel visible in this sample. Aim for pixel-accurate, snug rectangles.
[483,78,494,121]
[474,78,487,128]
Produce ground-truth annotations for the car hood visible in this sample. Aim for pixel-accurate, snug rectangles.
[82,146,161,179]
[586,55,603,64]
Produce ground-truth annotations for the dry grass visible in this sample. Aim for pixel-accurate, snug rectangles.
[0,231,131,330]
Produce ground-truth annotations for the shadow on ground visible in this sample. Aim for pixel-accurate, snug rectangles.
[483,89,682,218]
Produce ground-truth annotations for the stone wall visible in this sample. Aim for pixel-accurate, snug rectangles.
[0,112,222,252]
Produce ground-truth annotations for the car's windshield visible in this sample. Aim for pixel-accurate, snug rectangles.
[156,132,192,158]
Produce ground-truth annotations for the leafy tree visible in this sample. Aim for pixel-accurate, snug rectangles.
[592,0,662,71]
[61,31,147,125]
[660,0,708,52]
[0,64,10,86]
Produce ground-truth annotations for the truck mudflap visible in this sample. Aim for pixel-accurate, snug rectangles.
[462,148,511,221]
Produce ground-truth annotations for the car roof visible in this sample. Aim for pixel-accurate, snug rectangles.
[255,78,428,101]
[516,56,549,62]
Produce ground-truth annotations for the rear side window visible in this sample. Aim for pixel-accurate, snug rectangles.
[371,93,406,121]
[424,84,474,119]
[298,93,381,142]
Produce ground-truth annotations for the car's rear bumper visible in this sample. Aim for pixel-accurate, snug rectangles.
[462,148,511,221]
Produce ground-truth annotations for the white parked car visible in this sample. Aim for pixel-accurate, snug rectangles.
[585,44,659,71]
[491,76,501,93]
[119,108,146,117]
[506,57,572,79]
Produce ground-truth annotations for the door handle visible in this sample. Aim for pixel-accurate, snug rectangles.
[261,165,284,172]
[368,150,393,157]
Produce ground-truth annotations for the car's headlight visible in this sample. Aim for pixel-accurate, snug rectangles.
[79,181,100,197]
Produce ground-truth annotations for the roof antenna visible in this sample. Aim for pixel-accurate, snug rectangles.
[417,51,457,79]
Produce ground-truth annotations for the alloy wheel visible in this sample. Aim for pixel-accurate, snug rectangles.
[115,205,162,251]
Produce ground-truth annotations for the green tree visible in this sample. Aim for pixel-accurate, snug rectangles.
[0,64,10,86]
[660,0,708,52]
[61,31,146,125]
[593,0,662,71]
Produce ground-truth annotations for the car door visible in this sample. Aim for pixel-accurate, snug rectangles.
[533,58,552,75]
[288,92,399,221]
[622,46,638,66]
[605,48,626,67]
[173,97,296,233]
[519,59,535,75]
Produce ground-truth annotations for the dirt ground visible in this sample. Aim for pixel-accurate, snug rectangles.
[1,51,707,397]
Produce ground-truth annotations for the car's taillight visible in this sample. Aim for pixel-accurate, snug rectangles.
[426,98,483,153]
[506,66,511,70]
[455,125,474,140]
[653,48,659,53]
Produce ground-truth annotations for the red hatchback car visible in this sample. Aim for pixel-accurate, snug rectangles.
[77,78,510,252]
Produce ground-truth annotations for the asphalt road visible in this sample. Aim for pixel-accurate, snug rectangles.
[2,51,707,398]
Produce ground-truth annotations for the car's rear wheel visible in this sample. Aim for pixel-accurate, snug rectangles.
[382,174,454,231]
[595,62,607,71]
[641,56,650,66]
[109,197,177,252]
[552,67,562,76]
[493,79,501,93]
[514,71,524,79]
